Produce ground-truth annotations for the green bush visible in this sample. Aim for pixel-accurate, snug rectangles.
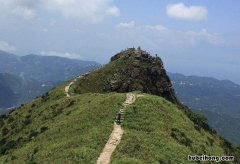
[23,115,32,126]
[41,92,49,102]
[28,130,39,139]
[7,116,14,124]
[0,140,17,155]
[40,126,48,133]
[2,127,9,136]
[171,128,192,147]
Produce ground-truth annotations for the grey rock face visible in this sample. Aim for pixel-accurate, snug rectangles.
[106,48,179,104]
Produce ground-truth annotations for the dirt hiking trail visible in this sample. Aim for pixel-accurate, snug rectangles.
[97,93,136,164]
[64,74,87,97]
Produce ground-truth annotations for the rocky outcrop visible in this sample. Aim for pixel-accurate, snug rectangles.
[104,48,179,104]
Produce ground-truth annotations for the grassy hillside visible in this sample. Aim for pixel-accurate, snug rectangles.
[112,94,240,163]
[0,84,239,163]
[0,85,125,163]
[70,58,124,94]
[1,49,239,163]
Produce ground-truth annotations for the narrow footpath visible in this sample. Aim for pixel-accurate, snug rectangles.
[97,93,136,164]
[64,73,88,97]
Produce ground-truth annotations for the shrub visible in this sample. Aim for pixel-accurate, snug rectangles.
[41,92,49,102]
[7,116,14,124]
[0,119,4,127]
[171,128,192,147]
[67,100,76,107]
[23,115,32,126]
[0,140,17,155]
[40,126,48,133]
[52,108,63,117]
[2,127,9,136]
[31,103,36,108]
[28,130,39,139]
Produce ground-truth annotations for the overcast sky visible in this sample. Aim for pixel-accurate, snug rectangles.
[0,0,239,83]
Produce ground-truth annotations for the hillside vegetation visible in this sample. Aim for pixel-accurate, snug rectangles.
[1,85,239,163]
[0,85,125,163]
[112,94,240,163]
[0,48,239,163]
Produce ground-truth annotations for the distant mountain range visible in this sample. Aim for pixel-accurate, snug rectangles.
[0,50,100,82]
[169,73,240,145]
[0,51,100,113]
[0,73,59,115]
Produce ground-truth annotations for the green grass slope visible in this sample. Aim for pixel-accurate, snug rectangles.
[0,49,239,163]
[0,84,239,163]
[112,94,240,163]
[0,85,125,163]
[70,56,125,94]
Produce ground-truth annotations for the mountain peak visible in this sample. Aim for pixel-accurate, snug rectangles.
[72,48,179,104]
[110,47,157,62]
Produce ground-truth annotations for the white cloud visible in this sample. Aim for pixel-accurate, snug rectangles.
[41,0,120,23]
[0,0,120,22]
[145,25,168,31]
[115,22,224,51]
[0,41,16,52]
[12,7,37,20]
[106,6,120,16]
[117,21,135,28]
[185,29,224,45]
[166,3,208,20]
[0,0,38,20]
[40,51,82,59]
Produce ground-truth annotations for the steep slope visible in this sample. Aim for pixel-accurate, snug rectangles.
[0,48,239,163]
[169,72,240,145]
